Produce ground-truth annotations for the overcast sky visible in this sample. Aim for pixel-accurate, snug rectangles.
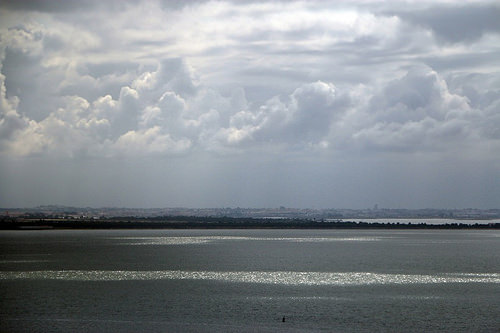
[1,0,499,209]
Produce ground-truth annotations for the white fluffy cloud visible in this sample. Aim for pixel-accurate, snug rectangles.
[348,66,485,152]
[2,57,497,157]
[216,81,346,149]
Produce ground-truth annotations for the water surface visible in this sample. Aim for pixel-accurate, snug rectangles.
[1,229,498,332]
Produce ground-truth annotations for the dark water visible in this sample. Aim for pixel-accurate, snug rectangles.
[1,229,499,332]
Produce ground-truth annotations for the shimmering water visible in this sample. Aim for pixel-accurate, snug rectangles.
[1,229,499,332]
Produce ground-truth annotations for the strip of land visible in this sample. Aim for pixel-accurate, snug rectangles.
[1,216,498,230]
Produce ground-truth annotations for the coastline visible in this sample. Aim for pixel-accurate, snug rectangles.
[1,216,499,230]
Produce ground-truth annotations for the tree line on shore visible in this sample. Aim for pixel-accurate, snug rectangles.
[0,216,498,230]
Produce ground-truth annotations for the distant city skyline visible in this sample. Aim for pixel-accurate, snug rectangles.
[1,1,499,209]
[3,205,500,222]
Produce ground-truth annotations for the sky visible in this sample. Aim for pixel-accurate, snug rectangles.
[0,0,499,209]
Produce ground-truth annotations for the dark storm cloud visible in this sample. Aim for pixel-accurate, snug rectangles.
[2,48,56,121]
[421,51,500,71]
[391,4,500,44]
[0,0,134,13]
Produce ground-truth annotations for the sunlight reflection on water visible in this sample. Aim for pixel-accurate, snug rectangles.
[111,236,383,245]
[1,270,498,285]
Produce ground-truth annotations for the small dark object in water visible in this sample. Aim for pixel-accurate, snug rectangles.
[282,316,286,322]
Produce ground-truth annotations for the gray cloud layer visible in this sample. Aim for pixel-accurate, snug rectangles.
[1,0,499,208]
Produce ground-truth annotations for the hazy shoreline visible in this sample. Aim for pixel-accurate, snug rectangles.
[1,216,499,230]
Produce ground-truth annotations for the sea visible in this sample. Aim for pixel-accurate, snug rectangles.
[0,229,499,332]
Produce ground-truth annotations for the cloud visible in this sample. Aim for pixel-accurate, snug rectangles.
[0,54,499,158]
[214,81,349,149]
[0,0,500,209]
[0,0,135,13]
[391,4,500,44]
[112,126,191,155]
[346,66,494,153]
[0,6,498,153]
[0,54,235,156]
[0,53,31,151]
